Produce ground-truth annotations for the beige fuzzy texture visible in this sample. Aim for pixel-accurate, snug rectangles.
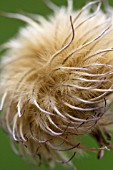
[0,0,113,168]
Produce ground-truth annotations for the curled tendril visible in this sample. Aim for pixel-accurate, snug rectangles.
[0,0,113,168]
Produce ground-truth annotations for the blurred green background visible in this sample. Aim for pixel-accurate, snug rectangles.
[0,0,113,170]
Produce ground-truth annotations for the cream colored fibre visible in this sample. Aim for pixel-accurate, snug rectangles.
[0,0,113,168]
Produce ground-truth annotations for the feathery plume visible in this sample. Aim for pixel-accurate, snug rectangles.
[0,0,113,169]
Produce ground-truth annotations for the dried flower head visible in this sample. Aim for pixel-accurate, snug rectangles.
[0,0,113,169]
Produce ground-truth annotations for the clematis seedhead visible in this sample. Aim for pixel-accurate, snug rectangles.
[0,0,113,169]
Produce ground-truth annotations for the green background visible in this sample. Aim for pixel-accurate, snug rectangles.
[0,0,113,170]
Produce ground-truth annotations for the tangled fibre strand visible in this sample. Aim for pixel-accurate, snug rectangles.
[0,0,113,169]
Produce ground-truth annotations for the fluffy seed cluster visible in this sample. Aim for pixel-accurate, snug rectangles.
[0,0,113,169]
